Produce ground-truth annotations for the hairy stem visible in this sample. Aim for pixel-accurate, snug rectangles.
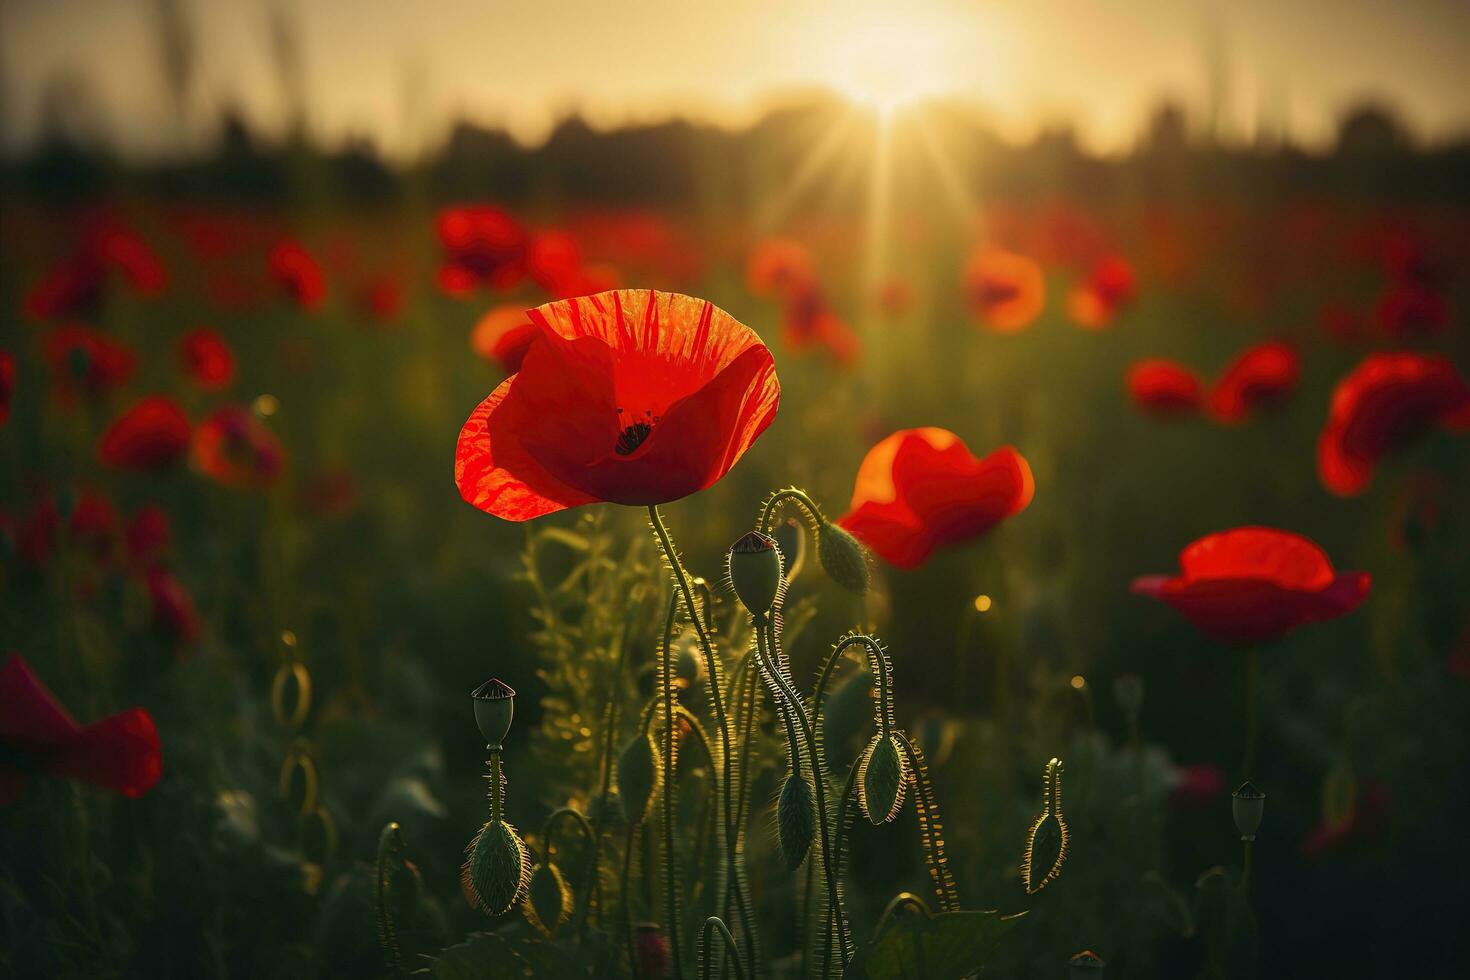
[657,593,685,979]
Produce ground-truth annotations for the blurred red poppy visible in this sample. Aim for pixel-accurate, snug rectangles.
[126,505,171,568]
[41,324,137,405]
[1373,282,1449,337]
[21,218,167,321]
[0,349,13,425]
[456,289,779,521]
[471,305,540,374]
[780,289,860,366]
[837,428,1034,569]
[1317,352,1470,497]
[268,239,326,310]
[193,405,285,489]
[1301,781,1389,860]
[436,205,527,296]
[1126,359,1203,416]
[146,567,201,647]
[747,238,815,298]
[1170,763,1226,810]
[527,230,588,297]
[68,489,121,562]
[1068,255,1136,329]
[1208,341,1300,422]
[354,274,404,324]
[24,260,104,321]
[178,328,236,390]
[875,276,914,317]
[0,653,162,804]
[98,396,191,471]
[962,247,1045,332]
[1131,527,1370,644]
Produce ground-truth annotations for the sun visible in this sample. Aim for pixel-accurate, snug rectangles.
[816,12,969,117]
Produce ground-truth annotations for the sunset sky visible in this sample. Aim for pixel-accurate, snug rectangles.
[2,0,1466,157]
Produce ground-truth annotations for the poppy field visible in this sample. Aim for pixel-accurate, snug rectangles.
[3,91,1470,979]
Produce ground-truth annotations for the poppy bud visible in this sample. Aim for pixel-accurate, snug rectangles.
[463,818,529,916]
[772,517,807,581]
[1069,950,1107,977]
[727,530,783,621]
[777,773,816,869]
[616,731,660,825]
[1232,781,1265,841]
[1113,674,1143,718]
[818,521,870,595]
[858,733,908,824]
[523,862,572,936]
[1023,758,1070,894]
[634,922,671,979]
[471,678,515,746]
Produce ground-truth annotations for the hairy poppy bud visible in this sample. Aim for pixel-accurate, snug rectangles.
[471,678,515,746]
[616,731,660,826]
[818,521,870,595]
[463,819,529,916]
[1232,781,1265,841]
[1023,758,1070,894]
[772,516,807,581]
[777,773,816,869]
[728,530,783,621]
[1069,950,1107,977]
[523,862,572,936]
[858,733,907,824]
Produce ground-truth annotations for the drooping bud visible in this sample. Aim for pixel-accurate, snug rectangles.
[1232,781,1265,841]
[858,733,908,824]
[817,521,870,595]
[471,678,515,746]
[616,731,660,826]
[523,862,573,936]
[727,530,782,621]
[777,773,817,869]
[1069,950,1107,977]
[772,516,807,582]
[463,818,529,916]
[1023,758,1069,894]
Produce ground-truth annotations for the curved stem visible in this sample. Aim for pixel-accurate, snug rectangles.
[813,634,893,737]
[699,917,748,980]
[758,487,826,536]
[823,760,862,978]
[648,505,741,963]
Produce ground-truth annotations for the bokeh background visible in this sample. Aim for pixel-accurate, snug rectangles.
[3,1,1469,978]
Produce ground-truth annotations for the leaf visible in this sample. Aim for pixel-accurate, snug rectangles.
[848,907,1028,980]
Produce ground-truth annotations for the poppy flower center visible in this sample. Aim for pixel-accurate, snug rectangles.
[615,408,657,456]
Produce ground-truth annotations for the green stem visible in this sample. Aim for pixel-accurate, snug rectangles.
[375,822,406,979]
[648,505,741,964]
[758,487,826,536]
[1243,648,1260,781]
[657,593,685,979]
[699,916,748,980]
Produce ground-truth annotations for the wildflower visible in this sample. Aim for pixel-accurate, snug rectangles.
[1131,527,1370,644]
[98,396,191,471]
[962,247,1045,332]
[747,238,815,298]
[0,349,13,425]
[1068,254,1137,329]
[193,405,285,488]
[436,205,528,295]
[0,654,162,804]
[837,428,1033,569]
[1170,763,1226,810]
[1126,359,1203,416]
[146,567,201,647]
[455,290,780,521]
[268,239,326,310]
[1317,352,1470,497]
[41,324,137,406]
[178,328,235,390]
[125,505,171,568]
[470,305,540,374]
[1209,341,1300,422]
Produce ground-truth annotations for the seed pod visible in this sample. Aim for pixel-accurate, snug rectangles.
[772,516,807,582]
[858,733,908,824]
[777,773,817,870]
[471,678,516,746]
[616,731,661,825]
[1232,781,1265,841]
[1022,758,1069,894]
[817,521,870,595]
[463,819,529,916]
[727,530,783,621]
[523,862,573,937]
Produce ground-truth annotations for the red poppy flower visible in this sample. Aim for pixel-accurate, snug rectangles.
[747,238,815,298]
[41,324,137,405]
[1126,359,1203,416]
[1170,764,1226,811]
[355,274,403,324]
[94,224,168,296]
[1208,341,1300,423]
[1373,282,1449,337]
[1301,781,1389,860]
[178,328,235,390]
[126,505,171,568]
[1317,352,1470,497]
[436,205,527,295]
[962,247,1045,332]
[146,567,201,647]
[780,289,860,365]
[0,349,13,425]
[193,405,285,488]
[1068,255,1136,329]
[1131,527,1370,644]
[268,239,326,310]
[0,653,162,804]
[24,260,105,321]
[471,305,540,373]
[456,289,780,521]
[527,230,586,297]
[68,489,121,562]
[98,396,191,471]
[837,428,1034,569]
